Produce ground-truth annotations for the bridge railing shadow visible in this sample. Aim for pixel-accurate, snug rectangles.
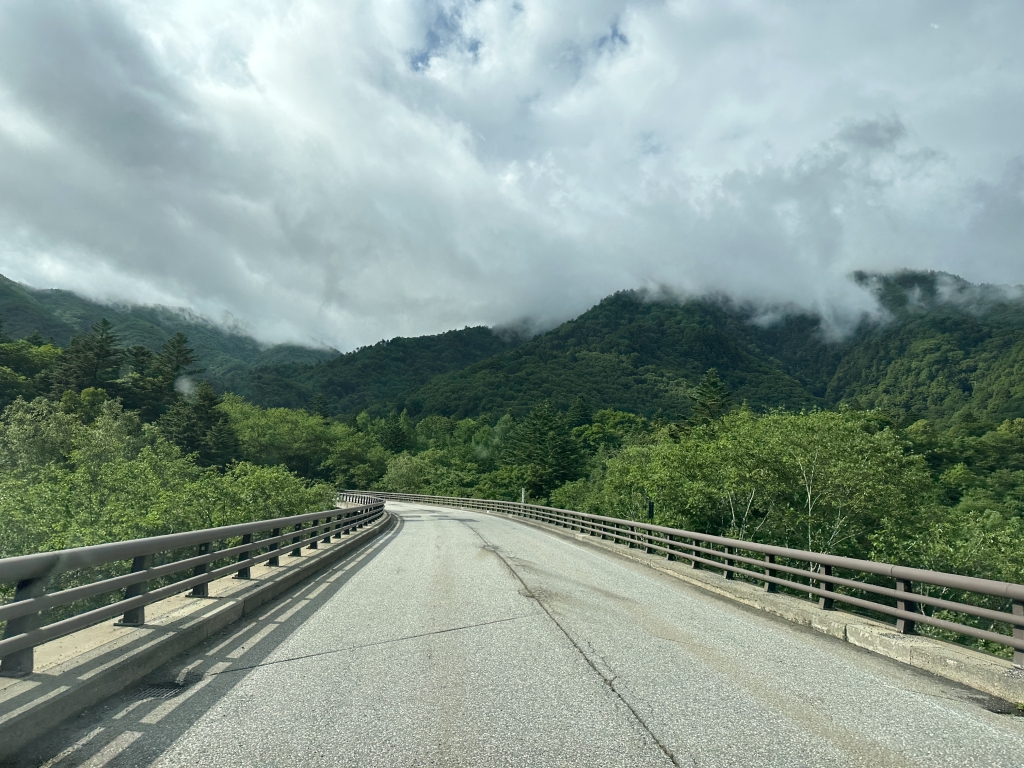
[8,517,403,768]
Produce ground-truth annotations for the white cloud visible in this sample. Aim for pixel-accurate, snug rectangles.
[0,0,1022,349]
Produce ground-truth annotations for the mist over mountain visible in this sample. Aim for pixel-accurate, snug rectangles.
[0,274,339,383]
[2,269,1022,430]
[2,3,1023,349]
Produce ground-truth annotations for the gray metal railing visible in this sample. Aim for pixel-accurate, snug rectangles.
[0,494,386,676]
[369,491,1024,664]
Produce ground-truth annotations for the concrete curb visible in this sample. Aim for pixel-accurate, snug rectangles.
[412,502,1024,705]
[0,511,396,761]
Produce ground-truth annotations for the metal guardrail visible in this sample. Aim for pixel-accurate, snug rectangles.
[369,491,1024,665]
[0,493,386,676]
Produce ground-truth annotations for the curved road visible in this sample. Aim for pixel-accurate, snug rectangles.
[17,502,1024,767]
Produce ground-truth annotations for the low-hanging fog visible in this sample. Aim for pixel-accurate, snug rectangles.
[1,1,1022,348]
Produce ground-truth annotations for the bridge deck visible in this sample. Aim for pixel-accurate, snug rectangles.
[16,502,1024,767]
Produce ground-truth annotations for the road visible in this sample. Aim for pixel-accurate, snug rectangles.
[14,502,1024,767]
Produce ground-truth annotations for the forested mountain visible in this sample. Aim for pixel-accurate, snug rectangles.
[418,272,1024,424]
[225,326,522,413]
[3,270,1022,427]
[0,274,338,384]
[3,269,1023,660]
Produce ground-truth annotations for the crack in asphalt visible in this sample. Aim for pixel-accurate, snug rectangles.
[208,614,536,675]
[465,520,690,768]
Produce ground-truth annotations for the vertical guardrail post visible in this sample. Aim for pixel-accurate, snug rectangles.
[190,542,212,597]
[1013,600,1024,668]
[268,528,281,566]
[645,529,655,554]
[724,547,734,579]
[0,576,49,676]
[334,517,343,539]
[818,564,834,610]
[691,540,701,569]
[666,535,676,560]
[764,554,777,592]
[289,523,303,557]
[308,519,320,550]
[895,579,916,634]
[119,554,153,624]
[235,534,253,580]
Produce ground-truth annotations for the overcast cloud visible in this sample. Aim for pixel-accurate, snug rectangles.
[0,0,1022,348]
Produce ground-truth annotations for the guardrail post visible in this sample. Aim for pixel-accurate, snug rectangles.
[666,535,676,560]
[234,534,253,580]
[119,554,153,624]
[764,554,777,592]
[0,576,48,676]
[628,525,636,548]
[724,547,734,579]
[691,540,701,569]
[818,564,834,610]
[323,516,333,544]
[1013,600,1024,668]
[289,523,303,557]
[268,528,281,566]
[333,518,343,539]
[190,542,212,597]
[645,530,655,555]
[308,519,320,549]
[895,579,916,634]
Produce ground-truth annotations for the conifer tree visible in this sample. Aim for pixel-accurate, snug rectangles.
[688,368,732,425]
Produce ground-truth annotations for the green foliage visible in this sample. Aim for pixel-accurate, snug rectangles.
[687,368,733,425]
[500,401,584,501]
[230,326,520,414]
[0,397,332,560]
[158,381,240,468]
[3,269,1024,661]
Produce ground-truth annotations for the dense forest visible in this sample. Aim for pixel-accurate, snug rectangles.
[1,269,1023,656]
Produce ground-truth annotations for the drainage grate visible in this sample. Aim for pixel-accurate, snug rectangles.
[134,685,185,701]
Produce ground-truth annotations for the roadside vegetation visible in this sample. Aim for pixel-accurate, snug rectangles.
[2,271,1023,657]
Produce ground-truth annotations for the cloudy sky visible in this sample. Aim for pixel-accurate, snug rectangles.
[0,1,1022,349]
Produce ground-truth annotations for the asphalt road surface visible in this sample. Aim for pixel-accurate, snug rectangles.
[15,502,1024,767]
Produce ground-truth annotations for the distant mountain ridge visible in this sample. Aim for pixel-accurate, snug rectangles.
[2,270,1022,427]
[0,274,340,384]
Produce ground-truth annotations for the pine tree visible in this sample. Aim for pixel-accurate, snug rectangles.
[688,368,732,425]
[50,319,123,394]
[156,333,202,383]
[502,401,583,499]
[307,392,329,419]
[158,380,238,468]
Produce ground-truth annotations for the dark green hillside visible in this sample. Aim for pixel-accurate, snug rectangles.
[0,276,78,341]
[231,326,522,413]
[388,272,1024,424]
[0,276,339,385]
[403,293,822,419]
[829,272,1024,424]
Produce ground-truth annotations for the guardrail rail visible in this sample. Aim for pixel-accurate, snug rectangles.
[0,494,385,676]
[365,491,1024,665]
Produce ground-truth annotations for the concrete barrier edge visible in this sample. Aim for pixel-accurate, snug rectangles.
[0,511,396,761]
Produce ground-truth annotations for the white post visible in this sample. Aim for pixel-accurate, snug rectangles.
[521,487,526,504]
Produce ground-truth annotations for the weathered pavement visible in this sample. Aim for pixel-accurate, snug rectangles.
[14,502,1024,767]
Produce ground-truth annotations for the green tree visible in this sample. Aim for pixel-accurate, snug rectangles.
[158,381,239,468]
[688,368,732,425]
[502,401,583,500]
[51,319,123,394]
